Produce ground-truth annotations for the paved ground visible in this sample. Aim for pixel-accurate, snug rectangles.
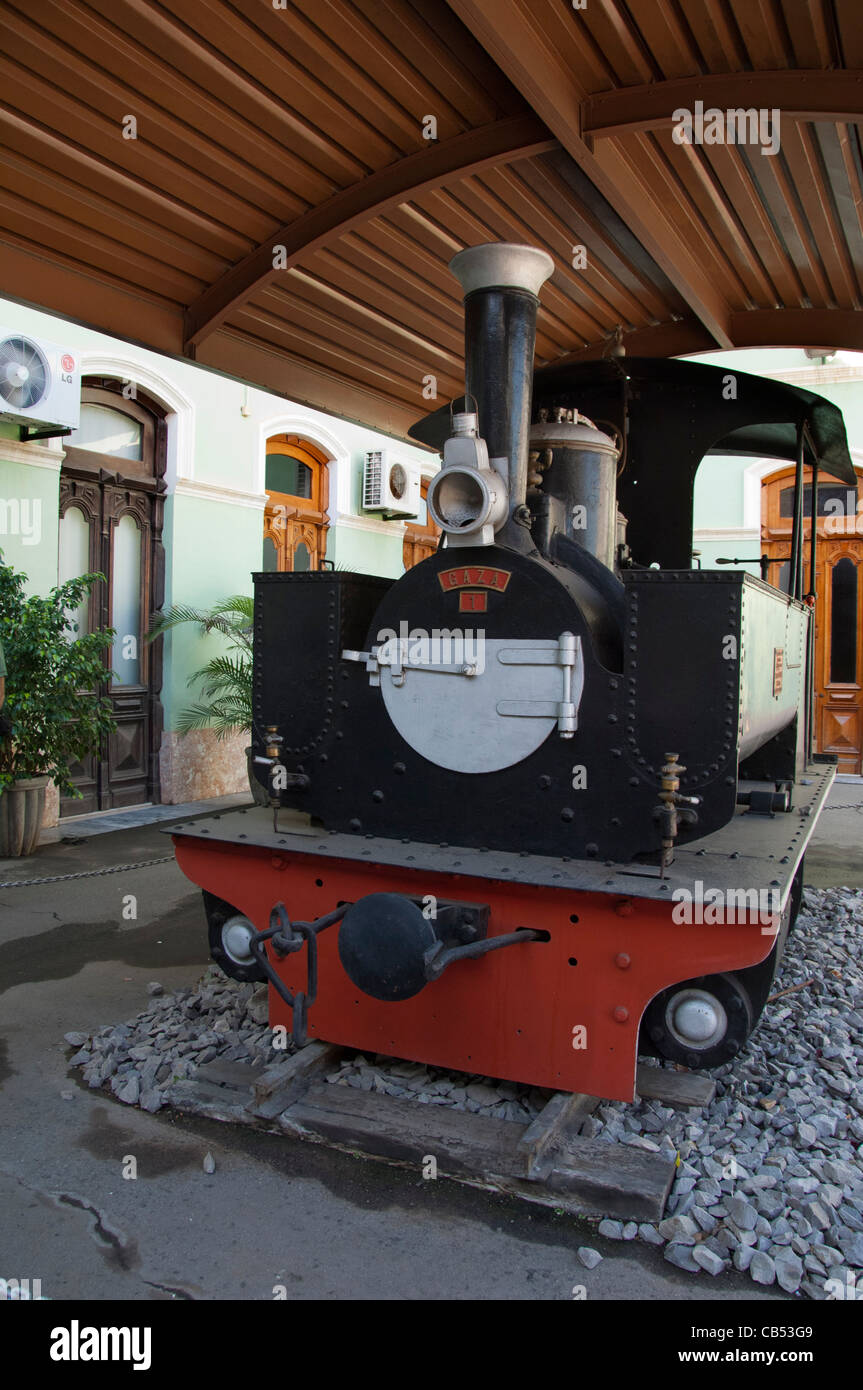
[0,781,859,1302]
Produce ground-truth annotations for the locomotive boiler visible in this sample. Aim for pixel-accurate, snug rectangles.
[172,242,853,1102]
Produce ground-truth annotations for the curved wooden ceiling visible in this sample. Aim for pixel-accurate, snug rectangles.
[0,0,861,438]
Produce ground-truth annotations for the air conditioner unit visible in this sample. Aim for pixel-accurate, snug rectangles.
[0,329,81,432]
[362,450,421,518]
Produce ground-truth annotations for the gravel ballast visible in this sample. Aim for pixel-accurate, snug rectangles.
[65,886,863,1299]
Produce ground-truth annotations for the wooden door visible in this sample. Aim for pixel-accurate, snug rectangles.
[403,478,440,569]
[762,466,862,774]
[262,436,329,571]
[59,382,165,814]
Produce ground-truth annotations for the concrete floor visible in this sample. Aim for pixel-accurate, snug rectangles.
[0,783,858,1302]
[802,779,863,888]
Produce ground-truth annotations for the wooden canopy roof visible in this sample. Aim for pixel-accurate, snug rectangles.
[1,0,861,440]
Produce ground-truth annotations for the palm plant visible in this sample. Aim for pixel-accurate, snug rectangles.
[148,595,253,739]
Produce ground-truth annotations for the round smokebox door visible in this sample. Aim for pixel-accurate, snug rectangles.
[379,636,583,774]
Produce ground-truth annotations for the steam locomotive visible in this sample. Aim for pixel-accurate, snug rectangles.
[172,243,853,1102]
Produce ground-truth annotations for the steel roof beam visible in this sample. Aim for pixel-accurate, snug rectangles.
[446,0,737,350]
[183,114,556,353]
[583,71,863,139]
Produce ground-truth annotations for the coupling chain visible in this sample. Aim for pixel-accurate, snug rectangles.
[0,855,175,889]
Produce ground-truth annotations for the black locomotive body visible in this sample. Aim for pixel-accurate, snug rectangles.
[175,241,853,1100]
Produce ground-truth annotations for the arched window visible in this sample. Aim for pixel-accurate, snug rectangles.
[263,435,329,571]
[68,403,144,460]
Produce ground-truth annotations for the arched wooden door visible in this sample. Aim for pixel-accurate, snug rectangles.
[59,379,166,814]
[402,478,440,569]
[762,466,863,774]
[263,436,329,571]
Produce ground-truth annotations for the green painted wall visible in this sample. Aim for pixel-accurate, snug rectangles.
[159,494,262,726]
[327,523,405,578]
[0,455,61,595]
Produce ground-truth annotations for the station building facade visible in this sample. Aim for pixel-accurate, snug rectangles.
[0,299,437,827]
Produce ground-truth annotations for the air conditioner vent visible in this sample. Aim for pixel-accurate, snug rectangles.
[362,450,421,518]
[0,329,80,431]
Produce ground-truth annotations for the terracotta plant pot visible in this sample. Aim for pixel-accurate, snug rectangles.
[0,775,50,857]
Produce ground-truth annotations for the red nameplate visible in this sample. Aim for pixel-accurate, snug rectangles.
[438,566,511,594]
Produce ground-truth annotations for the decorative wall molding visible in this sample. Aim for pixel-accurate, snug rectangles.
[693,526,760,542]
[173,478,268,511]
[0,437,65,471]
[759,364,863,386]
[335,513,408,537]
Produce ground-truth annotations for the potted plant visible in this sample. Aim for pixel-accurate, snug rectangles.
[147,596,265,804]
[0,560,117,856]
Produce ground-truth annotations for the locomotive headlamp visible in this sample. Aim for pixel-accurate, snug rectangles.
[427,462,508,546]
[427,411,508,547]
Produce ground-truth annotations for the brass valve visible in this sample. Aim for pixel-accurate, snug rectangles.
[654,752,701,877]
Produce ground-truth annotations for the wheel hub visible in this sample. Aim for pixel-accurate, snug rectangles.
[665,988,727,1049]
[221,914,256,966]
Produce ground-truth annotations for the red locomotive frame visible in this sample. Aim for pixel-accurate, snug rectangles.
[174,834,776,1102]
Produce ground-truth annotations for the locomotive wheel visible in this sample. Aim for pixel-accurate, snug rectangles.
[642,859,807,1070]
[642,972,754,1070]
[203,891,267,983]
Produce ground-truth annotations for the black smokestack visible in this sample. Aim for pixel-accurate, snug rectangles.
[449,243,554,551]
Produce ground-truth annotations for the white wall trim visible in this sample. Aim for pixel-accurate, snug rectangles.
[173,478,268,512]
[78,352,195,493]
[741,457,787,531]
[0,437,65,471]
[759,364,863,386]
[693,527,760,542]
[335,514,408,537]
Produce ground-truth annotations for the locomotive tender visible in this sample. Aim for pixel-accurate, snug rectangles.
[172,243,855,1102]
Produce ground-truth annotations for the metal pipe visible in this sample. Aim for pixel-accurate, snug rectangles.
[449,243,554,551]
[805,444,819,760]
[809,455,819,597]
[789,419,805,599]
